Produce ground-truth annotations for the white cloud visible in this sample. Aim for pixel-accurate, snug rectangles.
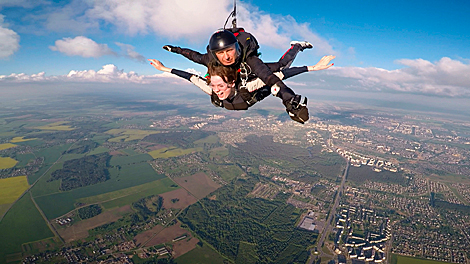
[1,57,469,98]
[327,57,470,97]
[84,0,230,39]
[115,42,146,62]
[32,0,334,55]
[50,36,116,58]
[66,64,144,82]
[0,64,199,84]
[0,14,20,59]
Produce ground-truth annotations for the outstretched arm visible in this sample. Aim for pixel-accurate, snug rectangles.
[162,45,212,67]
[148,59,171,73]
[244,55,336,92]
[308,55,335,71]
[148,59,212,95]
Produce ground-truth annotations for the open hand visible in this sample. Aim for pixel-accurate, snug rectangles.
[308,55,336,71]
[148,59,170,72]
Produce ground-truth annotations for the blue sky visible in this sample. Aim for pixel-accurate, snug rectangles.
[1,0,470,100]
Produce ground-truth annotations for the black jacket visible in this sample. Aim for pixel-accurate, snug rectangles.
[171,28,291,96]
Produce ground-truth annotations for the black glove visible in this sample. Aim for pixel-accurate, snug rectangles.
[163,45,177,53]
[285,95,309,124]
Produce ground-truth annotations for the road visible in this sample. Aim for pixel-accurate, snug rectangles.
[308,162,350,264]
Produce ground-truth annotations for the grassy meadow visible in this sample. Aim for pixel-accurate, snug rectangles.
[34,121,74,131]
[176,243,228,264]
[391,254,451,264]
[148,146,203,159]
[34,162,167,219]
[105,129,159,142]
[78,177,178,208]
[0,194,54,264]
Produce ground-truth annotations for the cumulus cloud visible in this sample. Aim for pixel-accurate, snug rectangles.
[1,57,469,98]
[327,57,470,97]
[0,64,199,84]
[0,14,20,59]
[84,0,230,39]
[49,36,147,62]
[32,0,334,55]
[50,36,116,58]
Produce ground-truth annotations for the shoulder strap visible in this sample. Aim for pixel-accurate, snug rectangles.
[210,92,224,108]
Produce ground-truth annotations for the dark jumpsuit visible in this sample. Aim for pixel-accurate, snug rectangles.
[170,66,309,111]
[167,28,301,105]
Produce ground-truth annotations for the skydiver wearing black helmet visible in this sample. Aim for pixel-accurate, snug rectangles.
[163,28,312,124]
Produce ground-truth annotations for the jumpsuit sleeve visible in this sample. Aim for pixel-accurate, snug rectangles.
[282,66,308,79]
[244,66,308,92]
[244,72,284,92]
[170,69,212,95]
[245,55,285,88]
[172,47,212,67]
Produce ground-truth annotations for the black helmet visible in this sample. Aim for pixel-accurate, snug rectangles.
[208,29,241,64]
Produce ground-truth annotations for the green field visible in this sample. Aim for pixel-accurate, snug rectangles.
[87,146,109,155]
[101,178,178,209]
[27,165,53,185]
[235,241,258,264]
[176,243,229,264]
[34,143,73,165]
[60,153,87,162]
[194,135,219,144]
[0,194,54,264]
[14,153,36,168]
[34,121,74,131]
[0,203,11,219]
[30,162,63,197]
[108,153,153,166]
[209,147,229,159]
[391,254,451,264]
[0,156,18,169]
[78,177,178,207]
[0,176,29,204]
[105,129,159,142]
[148,146,203,159]
[34,162,166,219]
[208,164,243,182]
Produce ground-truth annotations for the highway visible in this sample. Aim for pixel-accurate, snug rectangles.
[308,162,350,264]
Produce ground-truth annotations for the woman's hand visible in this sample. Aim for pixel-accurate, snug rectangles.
[148,59,171,73]
[308,55,336,71]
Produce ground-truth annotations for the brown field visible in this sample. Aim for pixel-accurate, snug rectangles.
[173,172,221,199]
[134,224,165,247]
[160,188,197,209]
[57,205,133,242]
[172,236,200,258]
[109,150,125,156]
[142,222,192,248]
[146,144,168,151]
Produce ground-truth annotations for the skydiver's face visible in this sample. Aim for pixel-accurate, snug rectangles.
[210,75,235,100]
[215,45,237,66]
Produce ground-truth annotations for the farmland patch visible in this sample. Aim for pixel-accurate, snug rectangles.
[57,205,133,243]
[0,156,18,169]
[0,175,29,204]
[159,188,197,209]
[174,172,220,199]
